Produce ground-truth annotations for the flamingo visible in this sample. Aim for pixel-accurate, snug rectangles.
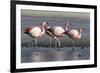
[24,21,47,49]
[64,28,84,47]
[63,25,84,56]
[64,28,84,48]
[45,22,70,49]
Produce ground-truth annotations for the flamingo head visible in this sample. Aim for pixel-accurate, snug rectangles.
[65,22,71,26]
[41,21,48,29]
[24,27,32,34]
[79,28,84,32]
[64,22,71,31]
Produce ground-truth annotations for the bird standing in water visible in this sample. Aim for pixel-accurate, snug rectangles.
[45,22,70,50]
[63,23,84,57]
[64,28,84,50]
[24,21,47,49]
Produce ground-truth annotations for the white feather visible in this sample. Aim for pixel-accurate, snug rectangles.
[53,26,65,36]
[29,27,45,38]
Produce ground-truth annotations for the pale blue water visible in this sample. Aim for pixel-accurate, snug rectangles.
[21,47,90,63]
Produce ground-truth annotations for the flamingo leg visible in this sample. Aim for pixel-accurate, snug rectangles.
[36,39,37,48]
[57,39,61,48]
[78,49,82,57]
[53,37,60,50]
[72,40,82,57]
[55,40,57,49]
[34,39,37,49]
[49,38,51,48]
[32,40,35,47]
[72,40,75,51]
[56,38,61,50]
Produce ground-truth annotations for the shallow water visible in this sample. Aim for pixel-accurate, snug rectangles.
[21,47,90,63]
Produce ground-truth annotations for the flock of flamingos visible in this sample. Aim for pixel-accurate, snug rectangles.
[24,21,84,52]
[24,21,84,57]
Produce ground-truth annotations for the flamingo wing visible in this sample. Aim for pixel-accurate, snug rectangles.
[46,27,55,38]
[67,30,79,38]
[53,26,65,36]
[29,27,42,38]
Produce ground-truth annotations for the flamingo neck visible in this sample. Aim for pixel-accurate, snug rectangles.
[79,30,83,35]
[41,25,45,32]
[64,24,69,31]
[78,34,81,39]
[77,31,81,39]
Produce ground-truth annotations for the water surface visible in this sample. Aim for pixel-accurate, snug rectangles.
[21,47,90,63]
